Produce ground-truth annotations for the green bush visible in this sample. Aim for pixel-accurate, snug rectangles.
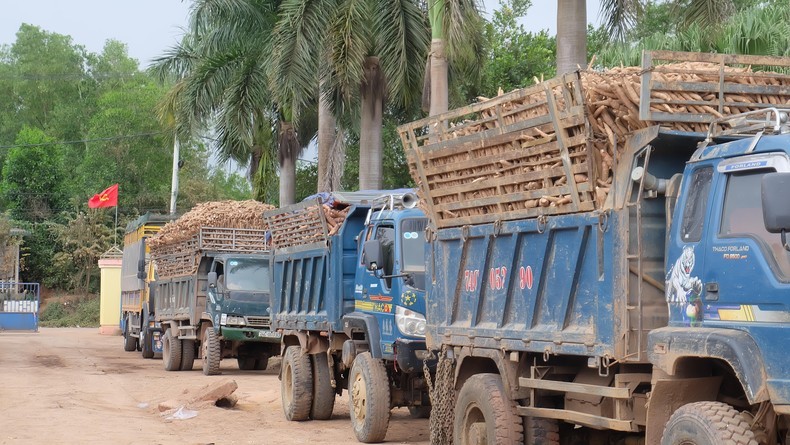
[39,295,100,327]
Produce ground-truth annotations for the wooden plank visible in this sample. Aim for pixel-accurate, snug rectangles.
[651,81,790,96]
[418,114,554,158]
[436,201,596,228]
[428,164,581,199]
[422,133,588,179]
[545,79,582,209]
[647,49,790,68]
[434,182,594,213]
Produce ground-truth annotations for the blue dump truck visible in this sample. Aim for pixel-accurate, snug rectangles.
[150,224,280,375]
[399,50,790,444]
[264,191,431,443]
[120,213,174,358]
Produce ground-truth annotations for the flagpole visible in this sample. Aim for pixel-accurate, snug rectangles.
[114,204,118,247]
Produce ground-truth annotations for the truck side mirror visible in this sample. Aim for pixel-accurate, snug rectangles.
[208,271,218,288]
[137,259,145,280]
[363,239,384,271]
[762,173,790,232]
[762,172,790,251]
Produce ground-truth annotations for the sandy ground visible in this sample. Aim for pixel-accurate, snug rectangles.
[0,328,430,445]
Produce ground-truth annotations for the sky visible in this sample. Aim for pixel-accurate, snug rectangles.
[0,0,603,68]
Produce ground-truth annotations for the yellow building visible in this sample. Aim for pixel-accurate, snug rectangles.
[98,248,123,335]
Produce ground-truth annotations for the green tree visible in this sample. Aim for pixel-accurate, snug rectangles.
[51,211,114,292]
[1,126,66,222]
[476,2,555,96]
[0,25,92,148]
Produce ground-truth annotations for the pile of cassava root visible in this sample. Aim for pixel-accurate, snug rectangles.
[148,200,274,250]
[266,201,352,250]
[408,61,790,224]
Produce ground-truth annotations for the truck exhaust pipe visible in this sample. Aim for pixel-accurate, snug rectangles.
[401,193,419,209]
[631,166,667,195]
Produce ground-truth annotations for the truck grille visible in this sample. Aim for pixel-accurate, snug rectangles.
[245,316,270,328]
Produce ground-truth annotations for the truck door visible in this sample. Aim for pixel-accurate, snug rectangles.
[666,163,716,325]
[698,154,790,325]
[357,223,397,347]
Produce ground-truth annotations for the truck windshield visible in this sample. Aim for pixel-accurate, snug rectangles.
[401,218,428,290]
[225,258,270,292]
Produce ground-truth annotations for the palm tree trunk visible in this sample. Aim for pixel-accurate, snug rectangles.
[279,155,296,205]
[278,121,299,205]
[557,0,587,75]
[317,92,337,192]
[429,38,448,116]
[359,56,384,190]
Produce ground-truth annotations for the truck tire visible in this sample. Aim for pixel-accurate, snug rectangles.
[281,345,313,421]
[661,401,758,445]
[180,339,195,371]
[123,316,136,352]
[141,327,154,359]
[525,417,559,445]
[238,357,256,370]
[310,352,335,420]
[408,406,431,419]
[162,329,182,372]
[201,327,221,376]
[348,352,391,443]
[255,355,269,371]
[453,373,523,445]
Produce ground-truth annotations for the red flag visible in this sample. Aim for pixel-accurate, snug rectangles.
[88,184,119,208]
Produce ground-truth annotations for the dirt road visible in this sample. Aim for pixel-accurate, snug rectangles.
[0,328,430,445]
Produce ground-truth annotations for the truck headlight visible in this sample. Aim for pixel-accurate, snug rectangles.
[224,315,246,327]
[395,306,426,338]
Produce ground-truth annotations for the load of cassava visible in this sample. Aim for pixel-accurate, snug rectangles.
[398,50,790,228]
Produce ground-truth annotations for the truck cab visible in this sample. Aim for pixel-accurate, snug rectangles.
[650,112,790,439]
[356,206,429,373]
[206,254,278,342]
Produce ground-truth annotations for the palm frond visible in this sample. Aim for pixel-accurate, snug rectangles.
[268,0,336,120]
[326,0,373,104]
[441,0,486,79]
[374,0,430,108]
[599,0,640,42]
[674,0,735,28]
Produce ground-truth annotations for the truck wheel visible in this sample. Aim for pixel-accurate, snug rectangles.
[254,355,269,371]
[453,373,523,445]
[281,345,313,421]
[162,329,182,372]
[201,327,221,376]
[661,401,758,445]
[310,353,335,420]
[123,316,137,352]
[141,327,154,359]
[348,352,391,443]
[180,339,195,371]
[525,417,559,445]
[408,406,431,419]
[237,357,256,370]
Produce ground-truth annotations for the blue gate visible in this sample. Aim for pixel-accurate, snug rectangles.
[0,283,40,331]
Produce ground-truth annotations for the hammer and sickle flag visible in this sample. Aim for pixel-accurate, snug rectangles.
[88,183,119,209]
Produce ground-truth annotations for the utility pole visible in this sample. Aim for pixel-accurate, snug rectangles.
[169,137,180,215]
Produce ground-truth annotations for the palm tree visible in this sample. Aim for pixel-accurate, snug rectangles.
[270,0,429,191]
[150,0,312,205]
[425,0,485,116]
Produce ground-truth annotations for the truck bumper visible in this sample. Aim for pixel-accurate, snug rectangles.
[220,326,281,343]
[395,338,434,373]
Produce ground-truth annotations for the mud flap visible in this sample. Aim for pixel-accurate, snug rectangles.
[645,376,722,445]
